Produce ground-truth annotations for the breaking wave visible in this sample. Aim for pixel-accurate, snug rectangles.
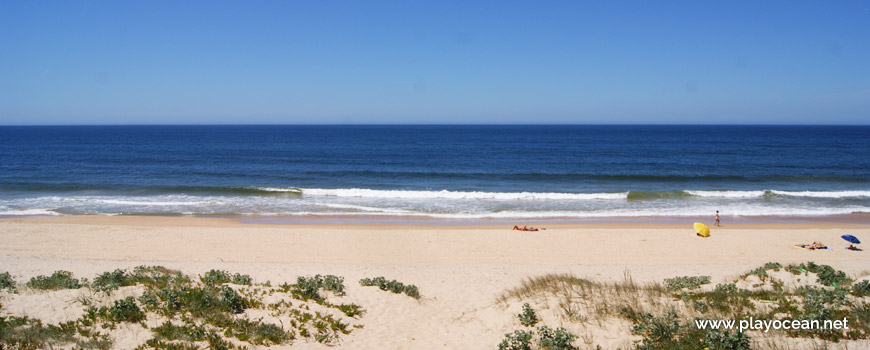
[299,188,628,200]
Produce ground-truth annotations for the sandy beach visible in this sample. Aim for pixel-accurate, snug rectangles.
[5,1,870,348]
[1,216,869,349]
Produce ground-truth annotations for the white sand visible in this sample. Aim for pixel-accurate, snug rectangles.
[1,216,868,349]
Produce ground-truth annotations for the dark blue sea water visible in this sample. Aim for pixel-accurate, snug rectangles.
[1,125,868,219]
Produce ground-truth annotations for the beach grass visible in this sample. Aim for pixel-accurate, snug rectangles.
[2,261,868,349]
[497,262,870,349]
[1,267,367,349]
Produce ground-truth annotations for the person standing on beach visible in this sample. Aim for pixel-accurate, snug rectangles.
[715,211,720,226]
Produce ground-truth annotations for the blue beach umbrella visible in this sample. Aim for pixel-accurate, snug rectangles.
[841,235,861,244]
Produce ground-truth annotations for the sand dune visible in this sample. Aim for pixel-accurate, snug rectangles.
[1,216,868,349]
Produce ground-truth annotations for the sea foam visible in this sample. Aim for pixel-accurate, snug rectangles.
[299,188,628,200]
[0,208,61,216]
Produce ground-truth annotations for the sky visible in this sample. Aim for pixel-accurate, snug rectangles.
[1,1,868,125]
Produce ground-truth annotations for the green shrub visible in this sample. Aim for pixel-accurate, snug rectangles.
[75,337,113,350]
[498,329,534,350]
[790,286,852,341]
[108,297,145,323]
[785,264,805,275]
[289,274,346,300]
[664,276,711,291]
[359,276,420,299]
[8,267,367,349]
[150,321,206,342]
[813,265,851,287]
[0,272,16,291]
[403,284,420,299]
[537,325,577,350]
[714,283,738,294]
[623,308,749,350]
[629,310,682,348]
[385,280,403,293]
[130,265,191,289]
[26,270,82,290]
[749,266,768,277]
[200,269,232,286]
[0,315,80,349]
[704,330,751,350]
[137,338,200,350]
[157,288,183,313]
[226,318,292,345]
[360,277,384,288]
[231,273,253,285]
[151,285,250,317]
[518,303,539,327]
[137,291,160,309]
[763,262,782,271]
[207,331,232,350]
[790,262,851,287]
[321,275,345,295]
[691,283,754,314]
[852,280,870,297]
[294,275,325,300]
[799,286,847,312]
[693,300,709,313]
[334,303,365,318]
[219,285,247,314]
[195,287,237,315]
[92,269,135,293]
[199,269,253,286]
[132,277,309,347]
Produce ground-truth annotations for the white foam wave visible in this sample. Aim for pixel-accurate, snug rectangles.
[448,207,865,218]
[684,190,870,199]
[97,199,208,206]
[317,202,416,214]
[290,206,869,219]
[241,206,868,219]
[771,190,870,198]
[300,188,628,200]
[0,208,61,216]
[3,187,869,220]
[684,190,766,198]
[249,187,302,193]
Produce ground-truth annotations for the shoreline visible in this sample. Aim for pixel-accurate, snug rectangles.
[3,211,870,226]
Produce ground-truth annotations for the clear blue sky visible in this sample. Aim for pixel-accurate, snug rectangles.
[1,1,868,125]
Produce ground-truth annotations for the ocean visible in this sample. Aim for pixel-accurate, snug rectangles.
[1,125,868,221]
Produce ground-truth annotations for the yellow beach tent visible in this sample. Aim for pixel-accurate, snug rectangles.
[694,222,711,237]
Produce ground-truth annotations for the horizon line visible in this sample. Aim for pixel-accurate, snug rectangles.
[3,123,870,127]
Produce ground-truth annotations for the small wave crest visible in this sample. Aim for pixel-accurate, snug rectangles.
[241,187,303,194]
[239,207,870,219]
[229,188,870,201]
[299,188,628,200]
[96,199,209,206]
[770,190,870,198]
[626,191,694,200]
[684,190,768,198]
[0,208,61,216]
[682,190,870,199]
[316,202,417,214]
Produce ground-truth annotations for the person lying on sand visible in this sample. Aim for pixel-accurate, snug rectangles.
[796,241,828,250]
[847,244,862,251]
[513,225,539,232]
